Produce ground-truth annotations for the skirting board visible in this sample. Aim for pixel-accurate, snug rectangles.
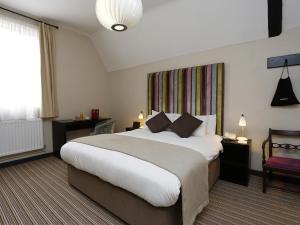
[0,152,53,169]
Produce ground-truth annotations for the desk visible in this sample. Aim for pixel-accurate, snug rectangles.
[52,118,110,158]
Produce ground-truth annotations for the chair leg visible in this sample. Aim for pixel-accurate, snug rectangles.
[263,168,267,193]
[268,171,273,180]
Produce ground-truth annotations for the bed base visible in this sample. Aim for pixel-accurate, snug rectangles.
[68,158,220,225]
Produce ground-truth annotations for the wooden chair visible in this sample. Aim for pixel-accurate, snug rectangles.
[262,129,300,193]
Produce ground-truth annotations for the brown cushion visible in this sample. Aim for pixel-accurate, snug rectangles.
[169,112,203,138]
[146,112,172,133]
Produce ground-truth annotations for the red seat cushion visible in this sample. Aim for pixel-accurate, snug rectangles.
[265,156,300,173]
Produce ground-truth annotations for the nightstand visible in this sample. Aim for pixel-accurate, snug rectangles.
[126,127,137,131]
[220,139,251,186]
[126,121,140,131]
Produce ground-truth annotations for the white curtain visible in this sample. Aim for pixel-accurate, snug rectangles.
[0,13,41,121]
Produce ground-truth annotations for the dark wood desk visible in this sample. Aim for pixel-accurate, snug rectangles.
[52,118,110,158]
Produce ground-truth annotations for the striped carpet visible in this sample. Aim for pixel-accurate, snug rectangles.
[0,157,299,225]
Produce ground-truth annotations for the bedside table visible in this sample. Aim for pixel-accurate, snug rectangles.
[126,121,141,131]
[126,127,137,131]
[220,139,251,186]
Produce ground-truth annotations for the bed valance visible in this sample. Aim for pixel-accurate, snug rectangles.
[147,63,224,135]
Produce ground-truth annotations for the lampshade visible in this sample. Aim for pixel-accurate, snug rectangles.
[95,0,143,32]
[239,114,247,127]
[138,111,144,120]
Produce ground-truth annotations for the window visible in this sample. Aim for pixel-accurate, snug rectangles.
[0,14,41,120]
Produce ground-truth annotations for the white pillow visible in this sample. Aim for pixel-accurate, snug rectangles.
[207,114,217,135]
[151,110,159,116]
[193,115,208,137]
[194,114,217,136]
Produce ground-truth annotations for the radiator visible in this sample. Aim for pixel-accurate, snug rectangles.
[0,119,44,157]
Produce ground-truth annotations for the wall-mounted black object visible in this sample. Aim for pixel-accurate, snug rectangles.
[271,60,299,106]
[267,53,300,69]
[268,0,282,38]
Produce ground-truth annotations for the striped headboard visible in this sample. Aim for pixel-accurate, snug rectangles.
[147,63,224,135]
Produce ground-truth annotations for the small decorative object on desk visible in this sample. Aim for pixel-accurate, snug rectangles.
[80,112,84,120]
[91,109,99,120]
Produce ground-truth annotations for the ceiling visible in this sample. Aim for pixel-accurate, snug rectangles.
[1,0,300,71]
[0,0,174,34]
[91,0,300,71]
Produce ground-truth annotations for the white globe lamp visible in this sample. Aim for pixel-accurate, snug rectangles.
[95,0,143,32]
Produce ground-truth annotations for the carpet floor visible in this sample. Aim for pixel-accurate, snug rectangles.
[0,157,299,225]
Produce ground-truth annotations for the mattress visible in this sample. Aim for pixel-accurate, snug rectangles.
[61,129,223,207]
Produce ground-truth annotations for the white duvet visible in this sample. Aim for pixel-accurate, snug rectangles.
[61,129,222,207]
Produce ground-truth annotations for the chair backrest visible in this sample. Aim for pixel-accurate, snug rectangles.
[268,129,300,157]
[94,119,115,135]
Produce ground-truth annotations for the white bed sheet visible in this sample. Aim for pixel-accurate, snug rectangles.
[61,129,222,207]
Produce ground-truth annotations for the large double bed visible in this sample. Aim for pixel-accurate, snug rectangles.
[62,129,222,225]
[61,63,225,225]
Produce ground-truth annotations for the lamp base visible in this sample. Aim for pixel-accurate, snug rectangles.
[237,136,248,141]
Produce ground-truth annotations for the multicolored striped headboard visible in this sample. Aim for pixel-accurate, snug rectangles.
[147,63,224,135]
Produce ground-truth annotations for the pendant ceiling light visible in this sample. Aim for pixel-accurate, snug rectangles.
[95,0,143,32]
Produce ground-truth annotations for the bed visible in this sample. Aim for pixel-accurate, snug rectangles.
[61,63,225,225]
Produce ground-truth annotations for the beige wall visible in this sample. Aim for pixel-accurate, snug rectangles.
[44,27,111,152]
[108,27,300,171]
[55,28,111,119]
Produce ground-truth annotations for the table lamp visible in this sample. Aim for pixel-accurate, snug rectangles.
[138,111,144,128]
[237,114,248,141]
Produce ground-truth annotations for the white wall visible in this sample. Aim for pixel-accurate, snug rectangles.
[55,28,110,119]
[108,27,300,171]
[44,27,111,152]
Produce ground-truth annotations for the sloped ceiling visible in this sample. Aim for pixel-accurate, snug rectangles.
[0,0,174,34]
[1,0,300,71]
[91,0,300,72]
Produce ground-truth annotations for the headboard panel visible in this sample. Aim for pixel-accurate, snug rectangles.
[147,63,224,135]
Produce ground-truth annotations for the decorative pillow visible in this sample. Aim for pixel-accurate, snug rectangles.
[193,115,208,136]
[143,114,155,130]
[152,110,180,122]
[146,112,172,133]
[169,112,203,138]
